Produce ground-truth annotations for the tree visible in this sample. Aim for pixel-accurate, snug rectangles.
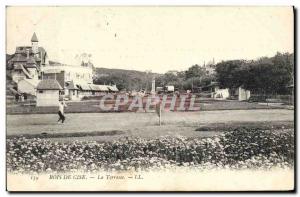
[243,52,294,95]
[215,60,246,89]
[183,77,202,90]
[155,71,185,90]
[185,64,206,79]
[215,53,294,95]
[272,52,294,85]
[243,63,275,95]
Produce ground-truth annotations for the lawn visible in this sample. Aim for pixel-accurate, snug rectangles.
[7,109,294,142]
[6,99,288,114]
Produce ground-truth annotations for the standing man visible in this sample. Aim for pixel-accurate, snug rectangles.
[58,100,67,123]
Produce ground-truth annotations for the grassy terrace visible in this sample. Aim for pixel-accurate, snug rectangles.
[6,99,289,114]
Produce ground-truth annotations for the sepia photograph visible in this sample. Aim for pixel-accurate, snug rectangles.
[5,6,295,191]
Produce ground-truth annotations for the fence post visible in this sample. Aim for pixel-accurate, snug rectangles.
[156,102,161,126]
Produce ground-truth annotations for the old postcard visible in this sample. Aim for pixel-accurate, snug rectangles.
[6,6,294,191]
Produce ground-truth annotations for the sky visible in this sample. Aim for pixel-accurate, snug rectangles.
[6,6,294,73]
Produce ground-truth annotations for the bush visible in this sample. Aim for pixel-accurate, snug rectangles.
[6,128,294,173]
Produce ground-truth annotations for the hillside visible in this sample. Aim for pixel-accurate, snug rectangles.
[93,67,162,91]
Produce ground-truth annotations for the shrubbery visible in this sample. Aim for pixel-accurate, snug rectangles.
[7,128,294,173]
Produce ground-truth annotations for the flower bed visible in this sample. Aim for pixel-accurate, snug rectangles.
[7,128,294,173]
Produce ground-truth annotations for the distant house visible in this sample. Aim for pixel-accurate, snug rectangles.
[41,58,100,100]
[36,79,63,106]
[8,33,48,96]
[165,85,175,93]
[8,32,118,101]
[65,81,79,100]
[9,32,48,83]
[234,87,251,101]
[203,59,216,76]
[42,61,93,85]
[201,82,229,100]
[76,83,118,98]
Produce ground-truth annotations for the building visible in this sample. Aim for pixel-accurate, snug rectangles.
[41,56,94,100]
[203,59,216,76]
[165,85,175,93]
[8,33,49,96]
[36,79,63,106]
[65,81,79,101]
[41,61,118,100]
[9,32,48,83]
[201,82,229,100]
[8,32,119,101]
[235,87,251,101]
[17,79,39,96]
[42,61,93,84]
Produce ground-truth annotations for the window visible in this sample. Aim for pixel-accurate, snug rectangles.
[39,90,43,93]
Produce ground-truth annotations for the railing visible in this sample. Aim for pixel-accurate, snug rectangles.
[249,94,294,105]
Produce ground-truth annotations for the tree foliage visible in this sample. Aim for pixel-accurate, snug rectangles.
[92,52,293,94]
[215,60,246,89]
[185,64,206,79]
[215,52,294,95]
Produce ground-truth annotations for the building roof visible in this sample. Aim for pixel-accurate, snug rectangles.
[14,64,24,70]
[31,32,38,42]
[25,64,37,69]
[38,47,46,54]
[89,84,101,91]
[85,84,119,92]
[10,54,28,62]
[13,64,33,79]
[26,57,37,64]
[49,60,62,66]
[15,46,33,54]
[18,79,40,87]
[100,85,110,91]
[71,80,91,91]
[66,81,78,90]
[37,79,63,90]
[107,85,119,92]
[6,54,14,62]
[89,84,109,91]
[43,69,63,74]
[79,83,91,91]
